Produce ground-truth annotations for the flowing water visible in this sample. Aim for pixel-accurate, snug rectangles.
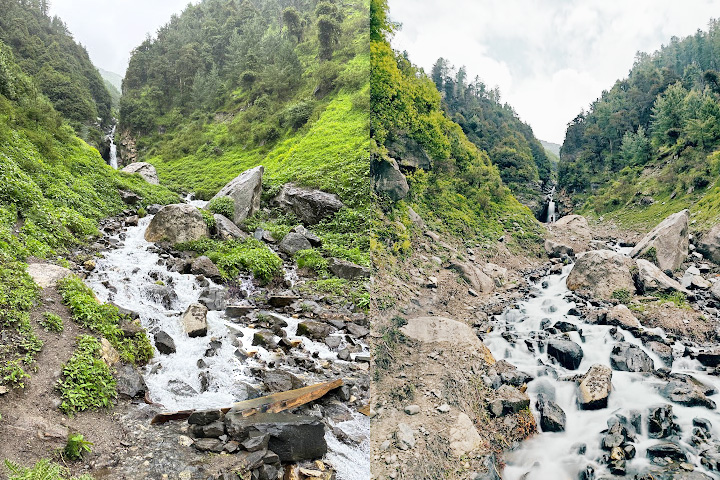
[485,260,720,479]
[107,123,118,169]
[85,212,369,479]
[545,186,557,223]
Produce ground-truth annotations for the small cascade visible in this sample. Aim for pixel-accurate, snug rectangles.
[545,186,557,223]
[107,123,118,169]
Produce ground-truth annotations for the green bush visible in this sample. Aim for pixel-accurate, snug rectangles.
[199,208,216,229]
[57,335,116,415]
[294,249,328,274]
[39,312,64,333]
[4,459,94,480]
[207,196,234,219]
[64,433,93,461]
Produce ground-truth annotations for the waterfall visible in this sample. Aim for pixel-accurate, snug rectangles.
[107,123,118,169]
[544,186,557,223]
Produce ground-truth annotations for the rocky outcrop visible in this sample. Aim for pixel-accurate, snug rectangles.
[547,339,584,370]
[278,232,312,255]
[214,214,247,240]
[273,184,344,225]
[211,166,264,225]
[536,393,566,432]
[328,258,371,281]
[566,250,636,299]
[371,158,409,201]
[544,239,574,258]
[449,261,494,294]
[120,162,159,184]
[386,136,431,170]
[26,263,72,289]
[578,364,612,410]
[489,384,530,417]
[606,305,641,330]
[635,259,690,295]
[145,204,210,244]
[610,342,654,372]
[182,303,208,337]
[630,210,689,271]
[698,223,720,264]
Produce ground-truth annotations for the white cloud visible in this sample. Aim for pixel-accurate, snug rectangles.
[389,0,719,144]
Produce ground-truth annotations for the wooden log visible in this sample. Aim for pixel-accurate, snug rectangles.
[151,378,343,425]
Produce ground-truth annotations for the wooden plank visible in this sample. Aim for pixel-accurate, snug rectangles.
[151,378,343,424]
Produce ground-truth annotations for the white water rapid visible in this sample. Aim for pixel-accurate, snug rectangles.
[85,213,369,479]
[485,261,720,479]
[545,186,557,223]
[107,123,118,169]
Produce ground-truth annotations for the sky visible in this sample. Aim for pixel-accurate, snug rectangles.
[389,0,720,144]
[50,0,196,76]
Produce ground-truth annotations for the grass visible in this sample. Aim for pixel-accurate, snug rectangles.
[4,459,94,480]
[299,278,370,310]
[39,312,63,333]
[56,335,116,415]
[373,316,408,380]
[657,291,690,309]
[58,276,153,365]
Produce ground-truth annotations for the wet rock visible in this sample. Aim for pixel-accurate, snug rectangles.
[143,284,178,309]
[636,259,691,295]
[566,250,636,300]
[225,304,254,318]
[191,256,221,280]
[578,364,612,410]
[188,410,222,426]
[278,232,312,255]
[695,349,720,368]
[272,183,344,225]
[647,341,674,367]
[345,323,370,338]
[121,162,159,184]
[448,412,483,457]
[297,321,336,340]
[182,303,208,337]
[610,342,655,372]
[214,214,248,240]
[268,294,299,308]
[252,330,277,349]
[395,422,416,450]
[630,209,689,271]
[198,287,227,311]
[145,204,210,244]
[697,223,720,265]
[261,370,305,392]
[146,204,162,214]
[489,384,530,417]
[328,257,371,281]
[646,442,687,463]
[115,363,147,399]
[224,411,326,462]
[547,339,584,370]
[154,331,176,354]
[168,379,198,396]
[661,376,716,409]
[536,393,566,432]
[211,165,264,225]
[648,404,677,439]
[371,158,409,202]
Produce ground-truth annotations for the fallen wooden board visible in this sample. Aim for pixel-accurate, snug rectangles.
[151,378,343,424]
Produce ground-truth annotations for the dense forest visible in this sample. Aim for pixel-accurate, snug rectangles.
[370,0,540,253]
[430,58,553,202]
[559,20,720,228]
[0,0,112,146]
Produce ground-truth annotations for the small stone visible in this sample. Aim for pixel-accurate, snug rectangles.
[437,404,450,413]
[404,405,420,415]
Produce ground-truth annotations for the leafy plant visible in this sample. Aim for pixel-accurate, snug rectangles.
[207,196,234,219]
[57,335,116,415]
[611,289,632,304]
[39,312,64,333]
[4,459,94,480]
[294,249,328,275]
[63,433,93,460]
[176,238,282,283]
[199,208,216,229]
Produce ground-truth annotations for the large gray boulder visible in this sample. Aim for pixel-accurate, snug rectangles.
[211,165,264,225]
[182,303,208,337]
[578,364,612,410]
[121,162,159,184]
[145,204,209,244]
[698,223,720,264]
[371,158,409,202]
[279,232,312,255]
[26,263,72,289]
[635,258,690,295]
[273,184,344,225]
[449,261,494,294]
[386,137,431,170]
[536,393,566,432]
[213,214,247,240]
[566,250,636,300]
[547,339,583,370]
[328,257,371,281]
[630,210,689,271]
[610,342,654,372]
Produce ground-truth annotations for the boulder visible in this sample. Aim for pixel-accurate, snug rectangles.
[554,214,590,235]
[261,370,305,392]
[115,364,147,399]
[291,225,321,246]
[371,158,409,202]
[696,349,720,368]
[191,256,221,280]
[547,339,584,370]
[121,162,159,184]
[273,183,344,225]
[489,385,530,417]
[536,393,566,432]
[630,210,689,271]
[145,204,210,244]
[578,364,612,410]
[606,305,642,330]
[396,423,416,450]
[635,259,690,295]
[182,303,208,337]
[211,165,264,225]
[661,376,716,409]
[698,223,720,264]
[328,258,371,281]
[224,412,326,462]
[648,404,677,439]
[646,443,687,463]
[386,136,432,170]
[449,261,494,294]
[566,250,636,300]
[154,331,176,355]
[214,214,247,240]
[544,239,574,258]
[143,284,178,309]
[279,232,312,255]
[297,321,336,341]
[399,317,496,364]
[198,287,227,311]
[119,190,141,204]
[26,263,72,289]
[448,412,483,457]
[610,342,654,372]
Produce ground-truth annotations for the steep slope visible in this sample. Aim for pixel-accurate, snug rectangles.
[0,0,112,146]
[559,20,720,231]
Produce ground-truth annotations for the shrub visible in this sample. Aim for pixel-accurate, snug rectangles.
[39,312,64,332]
[294,249,328,275]
[57,335,116,415]
[207,196,234,219]
[64,433,93,460]
[199,208,216,229]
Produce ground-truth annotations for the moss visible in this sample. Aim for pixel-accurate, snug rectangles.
[611,289,632,304]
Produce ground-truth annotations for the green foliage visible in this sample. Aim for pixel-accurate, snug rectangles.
[39,312,63,333]
[57,335,116,415]
[63,433,93,461]
[4,459,94,480]
[611,289,632,304]
[207,196,234,219]
[657,291,689,308]
[294,248,328,275]
[176,238,282,283]
[58,276,153,365]
[199,208,215,229]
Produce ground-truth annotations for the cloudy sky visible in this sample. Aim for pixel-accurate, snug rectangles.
[50,0,195,76]
[389,0,719,144]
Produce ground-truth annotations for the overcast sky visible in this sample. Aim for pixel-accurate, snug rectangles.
[50,0,195,76]
[390,0,719,144]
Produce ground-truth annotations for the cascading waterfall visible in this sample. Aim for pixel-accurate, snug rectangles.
[107,123,118,169]
[545,186,557,223]
[484,259,720,479]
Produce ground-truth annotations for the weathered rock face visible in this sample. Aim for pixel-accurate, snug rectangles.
[371,158,409,202]
[566,250,636,299]
[26,263,72,289]
[698,223,720,264]
[278,232,312,255]
[328,257,371,281]
[630,209,689,271]
[544,239,574,258]
[489,384,530,417]
[386,136,432,170]
[143,284,178,309]
[449,261,495,294]
[610,342,655,372]
[635,258,690,295]
[606,305,642,330]
[547,339,584,370]
[578,364,612,410]
[120,162,159,184]
[145,204,210,244]
[182,303,208,337]
[211,165,264,225]
[213,214,247,240]
[273,184,344,225]
[448,412,483,457]
[660,376,716,409]
[536,393,566,432]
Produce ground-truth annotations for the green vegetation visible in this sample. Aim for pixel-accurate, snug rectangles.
[58,276,153,365]
[39,312,63,333]
[657,291,690,309]
[373,315,408,380]
[4,459,93,480]
[207,195,234,219]
[559,20,720,230]
[0,0,112,145]
[56,335,116,415]
[63,433,93,461]
[611,289,632,304]
[294,248,329,275]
